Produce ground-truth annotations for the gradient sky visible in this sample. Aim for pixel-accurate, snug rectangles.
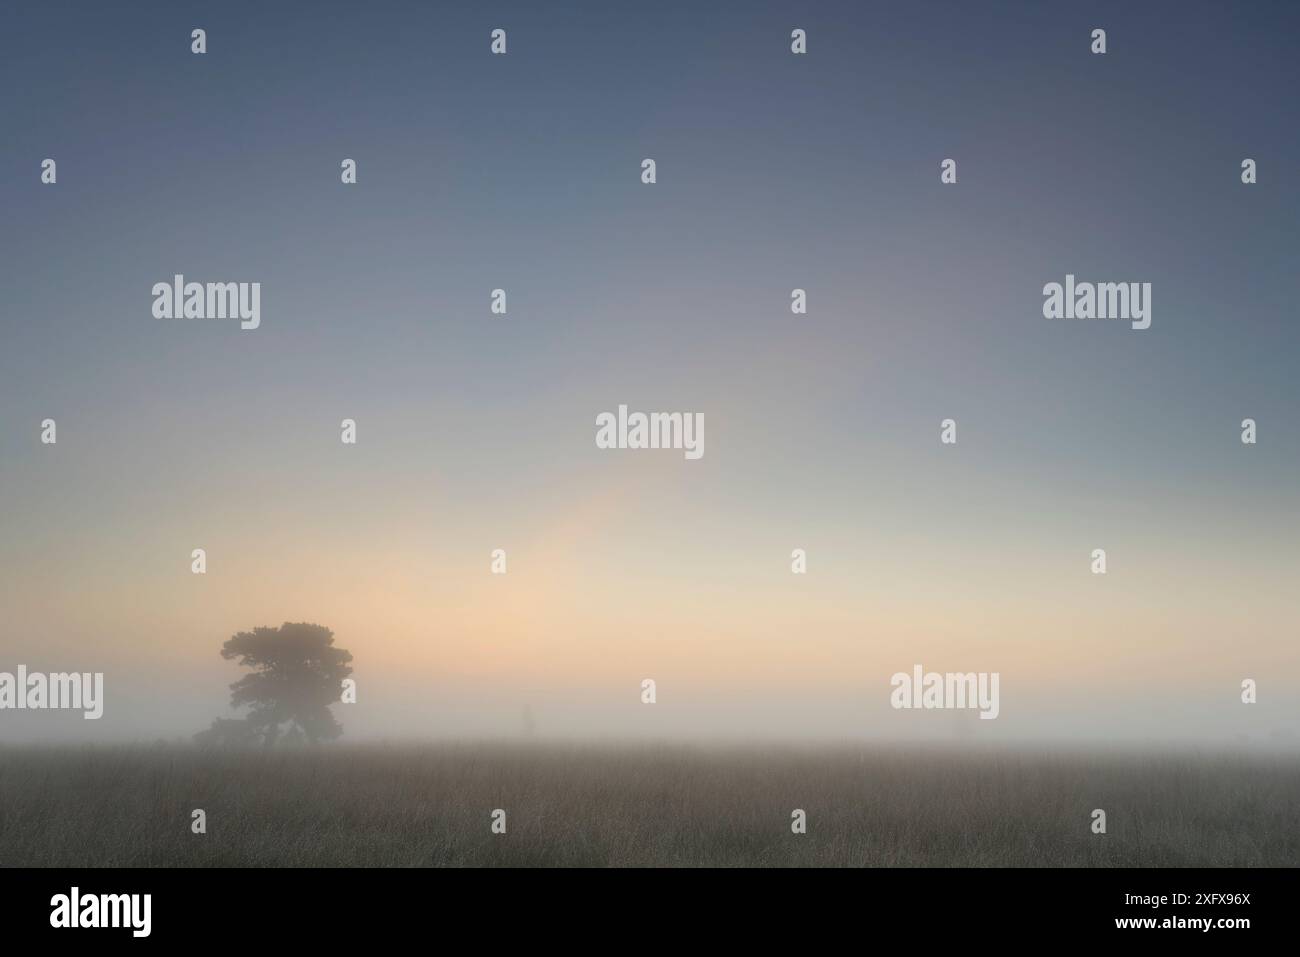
[1,0,1297,743]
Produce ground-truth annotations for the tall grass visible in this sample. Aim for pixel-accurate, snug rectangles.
[1,743,1295,867]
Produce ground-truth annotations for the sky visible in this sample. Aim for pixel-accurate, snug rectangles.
[0,0,1297,744]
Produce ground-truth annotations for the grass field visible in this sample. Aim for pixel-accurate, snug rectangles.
[1,743,1296,867]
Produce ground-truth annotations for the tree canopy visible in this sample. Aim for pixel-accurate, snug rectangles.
[218,622,353,746]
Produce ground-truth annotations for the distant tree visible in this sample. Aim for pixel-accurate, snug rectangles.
[194,716,258,749]
[217,622,353,747]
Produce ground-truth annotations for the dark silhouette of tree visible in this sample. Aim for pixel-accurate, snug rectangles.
[193,716,257,749]
[217,622,353,747]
